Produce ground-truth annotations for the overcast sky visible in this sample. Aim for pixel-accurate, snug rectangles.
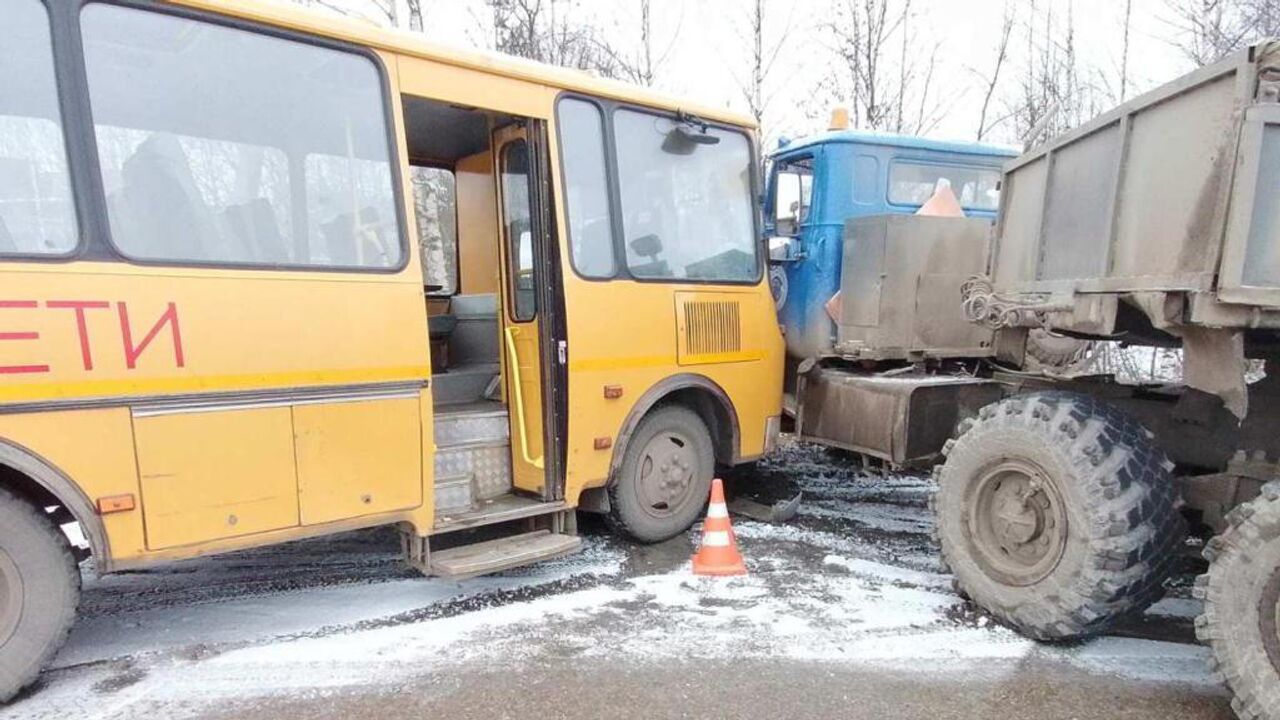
[299,0,1202,148]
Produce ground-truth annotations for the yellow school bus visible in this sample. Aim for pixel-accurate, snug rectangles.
[0,0,782,699]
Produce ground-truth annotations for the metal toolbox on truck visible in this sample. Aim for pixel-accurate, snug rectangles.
[837,214,996,360]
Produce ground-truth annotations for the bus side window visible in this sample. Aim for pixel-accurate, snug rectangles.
[500,140,537,321]
[557,98,616,279]
[80,4,404,270]
[410,166,458,294]
[0,0,78,257]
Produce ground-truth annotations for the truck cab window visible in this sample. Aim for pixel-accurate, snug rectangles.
[772,158,813,237]
[888,162,1000,212]
[0,0,78,256]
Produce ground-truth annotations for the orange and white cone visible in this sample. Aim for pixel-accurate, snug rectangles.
[692,478,747,576]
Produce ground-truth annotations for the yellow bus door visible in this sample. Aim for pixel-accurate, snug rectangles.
[495,126,546,497]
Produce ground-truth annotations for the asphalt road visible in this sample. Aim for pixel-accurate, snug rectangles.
[205,659,1232,720]
[0,440,1236,720]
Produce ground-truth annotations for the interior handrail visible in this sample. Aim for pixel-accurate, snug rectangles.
[503,325,544,470]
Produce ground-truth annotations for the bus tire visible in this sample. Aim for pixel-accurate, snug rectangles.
[608,405,714,543]
[0,486,80,703]
[1196,482,1280,720]
[933,391,1183,640]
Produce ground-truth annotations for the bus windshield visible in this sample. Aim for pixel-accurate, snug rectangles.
[614,110,757,282]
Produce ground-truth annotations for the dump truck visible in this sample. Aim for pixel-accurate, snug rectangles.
[769,40,1280,719]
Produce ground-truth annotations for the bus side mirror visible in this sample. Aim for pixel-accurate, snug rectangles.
[769,235,804,262]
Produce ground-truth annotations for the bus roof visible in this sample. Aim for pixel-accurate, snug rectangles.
[770,129,1019,160]
[170,0,758,130]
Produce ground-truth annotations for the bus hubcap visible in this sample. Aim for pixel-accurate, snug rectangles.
[635,431,698,517]
[968,459,1068,586]
[0,548,21,648]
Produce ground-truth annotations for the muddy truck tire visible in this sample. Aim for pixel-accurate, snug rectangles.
[932,391,1183,640]
[608,406,715,543]
[1196,482,1280,720]
[0,487,80,703]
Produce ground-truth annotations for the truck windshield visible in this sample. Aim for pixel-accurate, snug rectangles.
[889,161,1001,211]
[0,0,78,256]
[614,109,757,282]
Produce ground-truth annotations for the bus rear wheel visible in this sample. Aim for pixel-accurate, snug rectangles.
[1196,482,1280,720]
[0,487,80,703]
[608,406,714,543]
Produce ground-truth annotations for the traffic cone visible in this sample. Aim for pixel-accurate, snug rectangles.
[692,478,747,576]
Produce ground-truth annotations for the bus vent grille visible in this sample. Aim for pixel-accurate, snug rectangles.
[683,300,742,356]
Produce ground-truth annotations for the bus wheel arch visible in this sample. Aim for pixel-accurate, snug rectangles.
[589,376,740,542]
[609,374,741,478]
[0,440,109,569]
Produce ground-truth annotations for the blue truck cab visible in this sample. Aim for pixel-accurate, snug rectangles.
[763,127,1017,365]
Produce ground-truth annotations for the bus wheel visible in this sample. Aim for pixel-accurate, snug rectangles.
[0,487,80,703]
[933,392,1183,640]
[608,406,715,543]
[1196,482,1280,720]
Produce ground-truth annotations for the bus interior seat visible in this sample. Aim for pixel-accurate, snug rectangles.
[222,198,288,264]
[321,207,395,268]
[428,307,457,373]
[574,216,614,276]
[115,134,221,261]
[432,293,501,406]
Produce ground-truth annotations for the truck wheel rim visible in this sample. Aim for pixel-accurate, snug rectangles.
[0,548,21,648]
[967,459,1068,587]
[1259,564,1280,674]
[634,430,698,519]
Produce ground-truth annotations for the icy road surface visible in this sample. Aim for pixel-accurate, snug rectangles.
[1,441,1233,719]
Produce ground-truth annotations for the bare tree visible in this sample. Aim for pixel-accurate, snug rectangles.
[1119,0,1133,100]
[730,0,796,128]
[485,0,614,72]
[292,0,423,32]
[974,4,1015,141]
[816,0,944,135]
[1163,0,1278,66]
[406,0,424,32]
[1003,1,1106,149]
[593,0,685,87]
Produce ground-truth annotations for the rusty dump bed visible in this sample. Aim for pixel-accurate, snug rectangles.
[974,40,1280,335]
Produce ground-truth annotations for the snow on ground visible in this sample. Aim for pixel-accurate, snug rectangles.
[0,440,1219,720]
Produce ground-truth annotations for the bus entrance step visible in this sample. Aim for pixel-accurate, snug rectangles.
[434,495,568,531]
[430,530,581,578]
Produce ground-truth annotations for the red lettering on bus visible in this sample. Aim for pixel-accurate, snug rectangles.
[117,302,185,370]
[0,300,50,374]
[48,301,110,371]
